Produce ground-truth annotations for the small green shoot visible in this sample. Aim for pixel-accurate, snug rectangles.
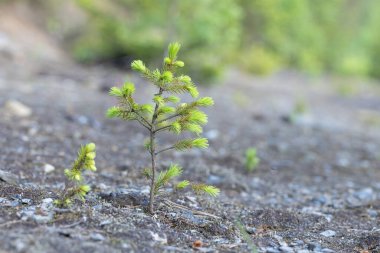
[54,143,97,207]
[245,148,260,172]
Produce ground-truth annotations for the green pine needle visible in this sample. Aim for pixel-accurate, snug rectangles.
[182,123,203,135]
[158,106,175,115]
[140,104,154,114]
[168,42,181,60]
[153,95,165,106]
[109,87,123,97]
[173,138,208,151]
[164,96,180,103]
[154,164,183,194]
[192,138,209,148]
[176,180,190,189]
[192,184,220,197]
[185,84,199,98]
[131,60,147,73]
[121,82,136,96]
[106,106,122,118]
[178,75,192,84]
[196,97,214,107]
[174,61,185,67]
[170,121,182,134]
[161,71,173,83]
[187,110,208,125]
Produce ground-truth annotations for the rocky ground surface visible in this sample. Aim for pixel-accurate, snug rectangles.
[1,2,380,252]
[1,56,380,253]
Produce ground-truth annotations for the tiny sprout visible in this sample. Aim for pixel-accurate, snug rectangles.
[54,143,97,207]
[107,42,219,214]
[245,148,260,172]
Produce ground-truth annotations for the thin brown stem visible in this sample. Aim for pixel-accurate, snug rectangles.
[149,131,156,214]
[148,87,163,214]
[135,117,151,131]
[131,109,152,129]
[155,146,175,155]
[156,113,180,124]
[154,125,171,133]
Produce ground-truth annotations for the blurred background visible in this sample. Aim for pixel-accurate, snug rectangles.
[1,0,380,83]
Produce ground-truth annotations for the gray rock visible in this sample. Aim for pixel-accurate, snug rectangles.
[18,198,55,224]
[354,188,375,202]
[307,242,321,251]
[4,100,32,117]
[0,169,19,185]
[206,175,223,185]
[99,220,112,227]
[43,164,55,173]
[367,209,377,218]
[279,245,294,252]
[33,214,54,224]
[246,226,256,234]
[321,249,335,253]
[41,198,54,211]
[264,247,281,253]
[21,198,32,205]
[320,230,336,237]
[290,239,303,246]
[0,197,11,206]
[90,233,105,241]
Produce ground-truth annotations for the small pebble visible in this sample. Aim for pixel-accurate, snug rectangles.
[264,247,281,253]
[354,188,375,202]
[279,245,294,252]
[367,209,377,218]
[43,164,55,173]
[90,233,105,241]
[321,249,335,253]
[320,230,336,237]
[4,100,32,117]
[307,242,321,250]
[0,169,19,185]
[21,198,31,205]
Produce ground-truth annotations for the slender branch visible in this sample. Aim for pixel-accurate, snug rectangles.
[154,125,171,133]
[135,117,151,131]
[163,199,221,219]
[155,146,175,155]
[131,109,152,128]
[156,113,181,124]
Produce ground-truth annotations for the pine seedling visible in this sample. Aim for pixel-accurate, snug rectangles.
[54,143,97,207]
[107,42,219,213]
[245,148,260,172]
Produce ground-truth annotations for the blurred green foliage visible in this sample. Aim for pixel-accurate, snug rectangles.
[73,0,241,83]
[67,0,380,82]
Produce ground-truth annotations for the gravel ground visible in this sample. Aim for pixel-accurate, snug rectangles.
[1,63,380,253]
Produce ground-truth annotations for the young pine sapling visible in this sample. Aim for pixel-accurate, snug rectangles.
[107,42,219,213]
[54,143,97,207]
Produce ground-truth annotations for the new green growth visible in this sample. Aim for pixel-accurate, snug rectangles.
[245,148,260,172]
[107,42,219,213]
[54,143,97,207]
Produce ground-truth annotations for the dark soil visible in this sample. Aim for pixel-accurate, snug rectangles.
[1,62,380,253]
